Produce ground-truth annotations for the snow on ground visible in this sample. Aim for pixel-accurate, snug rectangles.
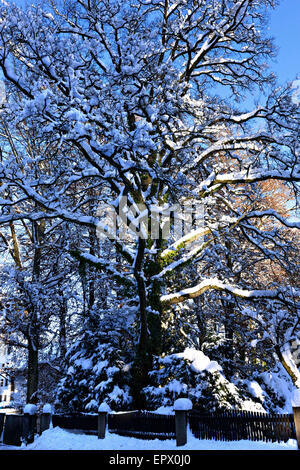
[0,427,297,451]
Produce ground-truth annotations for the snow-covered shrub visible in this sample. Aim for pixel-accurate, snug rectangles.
[248,363,297,413]
[143,348,265,412]
[55,327,133,413]
[10,391,26,413]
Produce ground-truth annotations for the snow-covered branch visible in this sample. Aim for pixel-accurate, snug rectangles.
[161,278,299,306]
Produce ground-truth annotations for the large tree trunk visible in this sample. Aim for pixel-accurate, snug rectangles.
[131,238,149,407]
[25,219,45,404]
[222,299,235,377]
[131,238,166,408]
[146,260,163,356]
[132,238,149,354]
[59,296,67,360]
[27,339,39,404]
[195,300,207,351]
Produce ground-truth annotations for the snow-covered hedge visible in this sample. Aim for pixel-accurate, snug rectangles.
[142,348,266,412]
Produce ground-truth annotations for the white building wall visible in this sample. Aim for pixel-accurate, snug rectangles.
[0,340,16,407]
[0,376,12,406]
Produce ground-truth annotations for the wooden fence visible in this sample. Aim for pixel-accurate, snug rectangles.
[0,412,49,446]
[0,408,298,447]
[52,413,98,435]
[51,409,296,444]
[0,414,32,446]
[52,411,176,440]
[189,410,296,443]
[108,411,176,440]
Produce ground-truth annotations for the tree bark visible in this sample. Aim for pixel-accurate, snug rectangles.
[25,219,45,404]
[27,339,39,404]
[134,238,149,353]
[131,238,151,408]
[222,299,235,376]
[59,296,67,360]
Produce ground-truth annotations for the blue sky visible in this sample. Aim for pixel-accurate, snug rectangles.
[269,0,300,84]
[13,0,299,84]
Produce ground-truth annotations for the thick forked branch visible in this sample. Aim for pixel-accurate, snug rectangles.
[161,278,299,306]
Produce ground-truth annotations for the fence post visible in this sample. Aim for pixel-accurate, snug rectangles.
[174,398,193,447]
[39,404,53,435]
[98,402,110,439]
[23,404,37,445]
[291,390,300,450]
[2,414,23,446]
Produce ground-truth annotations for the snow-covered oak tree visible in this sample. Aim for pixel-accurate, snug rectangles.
[0,0,299,404]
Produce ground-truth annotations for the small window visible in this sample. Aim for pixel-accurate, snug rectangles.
[0,379,3,387]
[3,395,6,401]
[10,378,15,392]
[5,378,8,386]
[0,395,2,402]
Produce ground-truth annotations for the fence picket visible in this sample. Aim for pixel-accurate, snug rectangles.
[283,414,289,442]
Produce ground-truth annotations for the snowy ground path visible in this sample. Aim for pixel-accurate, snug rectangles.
[0,427,297,451]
